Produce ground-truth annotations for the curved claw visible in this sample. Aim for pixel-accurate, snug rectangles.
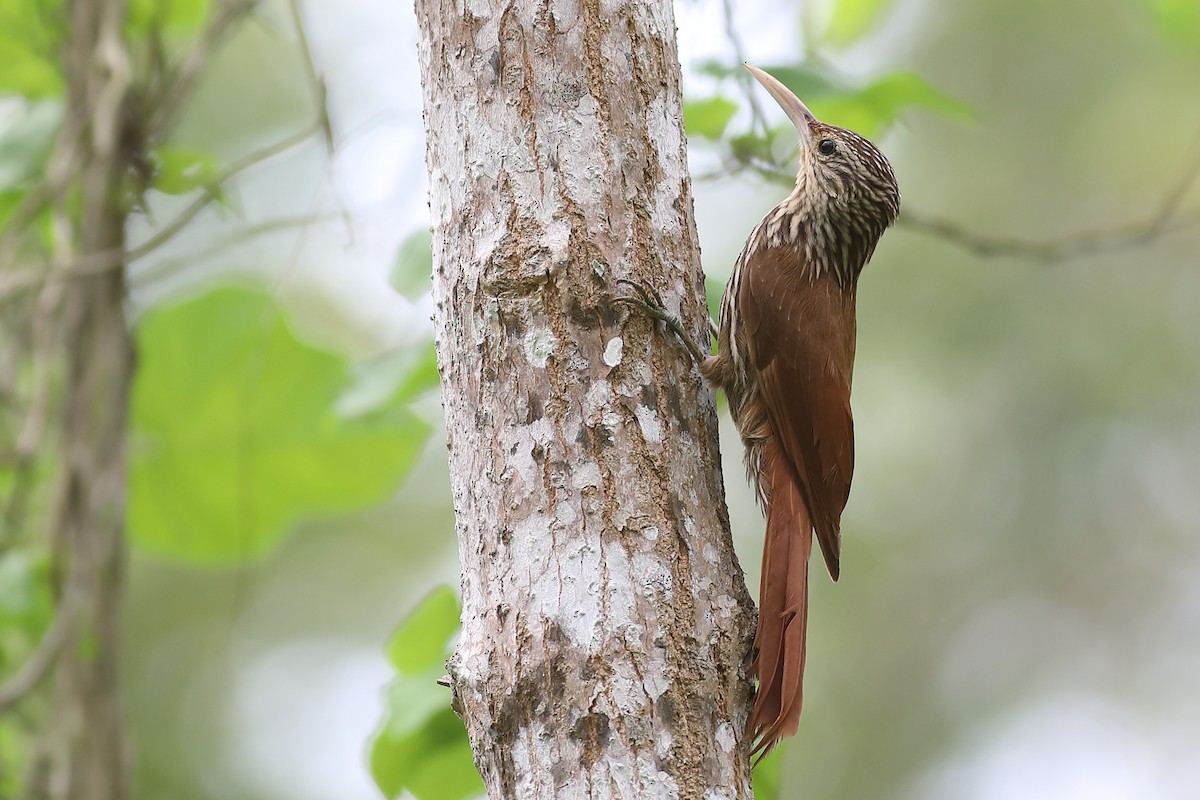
[612,279,712,369]
[615,278,666,310]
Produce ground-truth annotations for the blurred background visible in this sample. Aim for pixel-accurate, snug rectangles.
[3,0,1200,798]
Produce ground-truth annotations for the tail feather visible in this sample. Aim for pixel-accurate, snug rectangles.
[748,442,813,758]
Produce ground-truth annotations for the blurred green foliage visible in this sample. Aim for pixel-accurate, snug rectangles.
[0,0,1197,798]
[685,96,739,141]
[129,287,430,563]
[391,229,435,301]
[126,0,211,36]
[151,146,223,197]
[1151,0,1200,44]
[825,0,894,45]
[370,587,483,800]
[0,0,62,98]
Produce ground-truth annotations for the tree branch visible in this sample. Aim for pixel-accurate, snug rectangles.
[0,0,335,305]
[0,115,324,304]
[710,16,1200,265]
[726,148,1200,264]
[0,577,77,712]
[152,0,259,136]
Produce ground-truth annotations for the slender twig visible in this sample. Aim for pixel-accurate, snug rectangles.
[713,138,1200,265]
[0,587,75,712]
[0,116,324,304]
[126,117,323,262]
[719,0,768,139]
[894,131,1200,262]
[285,0,354,239]
[286,0,333,153]
[1,91,85,536]
[153,0,258,136]
[896,208,1200,264]
[129,210,344,288]
[712,11,1200,264]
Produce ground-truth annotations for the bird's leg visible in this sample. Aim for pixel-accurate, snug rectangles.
[613,279,712,369]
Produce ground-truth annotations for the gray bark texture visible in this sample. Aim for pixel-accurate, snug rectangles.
[414,1,757,797]
[24,0,133,797]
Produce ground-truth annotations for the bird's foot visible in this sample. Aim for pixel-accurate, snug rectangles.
[613,279,711,368]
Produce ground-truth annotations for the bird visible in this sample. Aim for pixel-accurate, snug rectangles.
[617,64,900,758]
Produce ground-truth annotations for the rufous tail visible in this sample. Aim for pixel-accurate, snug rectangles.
[747,441,813,759]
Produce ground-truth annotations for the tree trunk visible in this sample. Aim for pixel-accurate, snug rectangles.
[25,1,133,797]
[414,1,756,797]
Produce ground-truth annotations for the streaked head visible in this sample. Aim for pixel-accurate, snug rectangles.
[744,64,900,217]
[744,63,901,279]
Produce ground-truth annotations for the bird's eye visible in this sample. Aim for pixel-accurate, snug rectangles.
[818,139,837,156]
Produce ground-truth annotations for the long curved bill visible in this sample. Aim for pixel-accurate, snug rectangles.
[744,63,815,147]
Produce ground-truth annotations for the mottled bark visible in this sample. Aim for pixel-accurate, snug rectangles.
[24,1,133,797]
[414,1,756,797]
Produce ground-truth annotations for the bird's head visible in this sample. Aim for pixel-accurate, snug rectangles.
[745,64,901,280]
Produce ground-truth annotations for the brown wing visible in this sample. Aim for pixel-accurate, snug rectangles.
[740,246,856,580]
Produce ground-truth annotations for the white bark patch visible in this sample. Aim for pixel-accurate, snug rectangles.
[603,336,624,367]
[571,461,602,490]
[504,419,554,489]
[555,501,577,525]
[583,381,611,422]
[524,328,558,367]
[714,594,740,621]
[716,722,737,754]
[532,533,601,649]
[635,405,662,443]
[542,218,571,259]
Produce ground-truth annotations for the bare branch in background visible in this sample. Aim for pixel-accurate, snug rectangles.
[0,0,339,307]
[720,0,768,138]
[0,572,79,712]
[707,125,1200,265]
[713,15,1200,264]
[0,113,325,305]
[287,0,333,154]
[896,208,1200,263]
[153,0,259,136]
[126,115,325,261]
[130,211,344,289]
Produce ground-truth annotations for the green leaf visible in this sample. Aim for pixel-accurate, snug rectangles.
[729,132,774,165]
[127,0,212,36]
[684,97,738,141]
[152,146,221,196]
[379,668,451,738]
[695,59,739,79]
[384,586,460,676]
[392,345,441,404]
[755,65,841,103]
[809,72,971,138]
[0,0,62,98]
[0,100,61,189]
[752,746,783,798]
[704,275,724,322]
[129,287,430,564]
[371,708,482,800]
[336,343,440,419]
[0,550,52,633]
[0,721,27,797]
[390,229,433,300]
[825,0,894,46]
[1151,0,1200,43]
[372,588,482,800]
